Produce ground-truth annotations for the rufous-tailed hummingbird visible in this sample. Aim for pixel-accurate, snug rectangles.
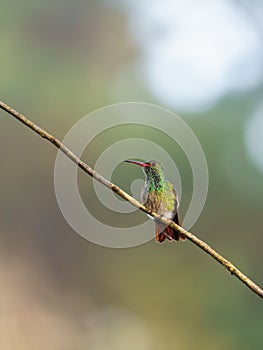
[125,160,185,243]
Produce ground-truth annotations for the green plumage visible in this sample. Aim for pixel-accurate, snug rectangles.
[125,159,184,243]
[141,161,178,217]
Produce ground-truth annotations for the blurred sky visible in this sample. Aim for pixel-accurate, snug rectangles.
[117,0,263,174]
[125,0,263,111]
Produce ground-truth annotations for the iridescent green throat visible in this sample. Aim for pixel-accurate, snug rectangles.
[145,171,165,192]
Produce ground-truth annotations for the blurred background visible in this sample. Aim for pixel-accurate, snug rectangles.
[0,0,263,349]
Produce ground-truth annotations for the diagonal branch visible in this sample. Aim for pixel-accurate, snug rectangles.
[0,100,262,299]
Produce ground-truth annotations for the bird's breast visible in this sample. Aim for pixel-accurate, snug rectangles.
[142,190,176,218]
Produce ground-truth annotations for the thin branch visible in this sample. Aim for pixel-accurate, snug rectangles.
[1,100,262,299]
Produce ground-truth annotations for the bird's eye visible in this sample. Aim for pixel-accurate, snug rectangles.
[152,162,156,166]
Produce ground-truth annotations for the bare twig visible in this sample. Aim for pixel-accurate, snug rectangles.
[1,100,262,299]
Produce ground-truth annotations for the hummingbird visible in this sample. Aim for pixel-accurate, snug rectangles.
[125,160,185,243]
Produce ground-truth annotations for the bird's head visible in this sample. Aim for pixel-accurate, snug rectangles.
[124,159,164,178]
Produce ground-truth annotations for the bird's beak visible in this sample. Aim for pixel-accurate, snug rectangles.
[124,160,149,167]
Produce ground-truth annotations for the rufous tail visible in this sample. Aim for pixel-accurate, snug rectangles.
[155,212,185,243]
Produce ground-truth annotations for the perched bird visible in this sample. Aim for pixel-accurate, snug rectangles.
[125,160,185,243]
